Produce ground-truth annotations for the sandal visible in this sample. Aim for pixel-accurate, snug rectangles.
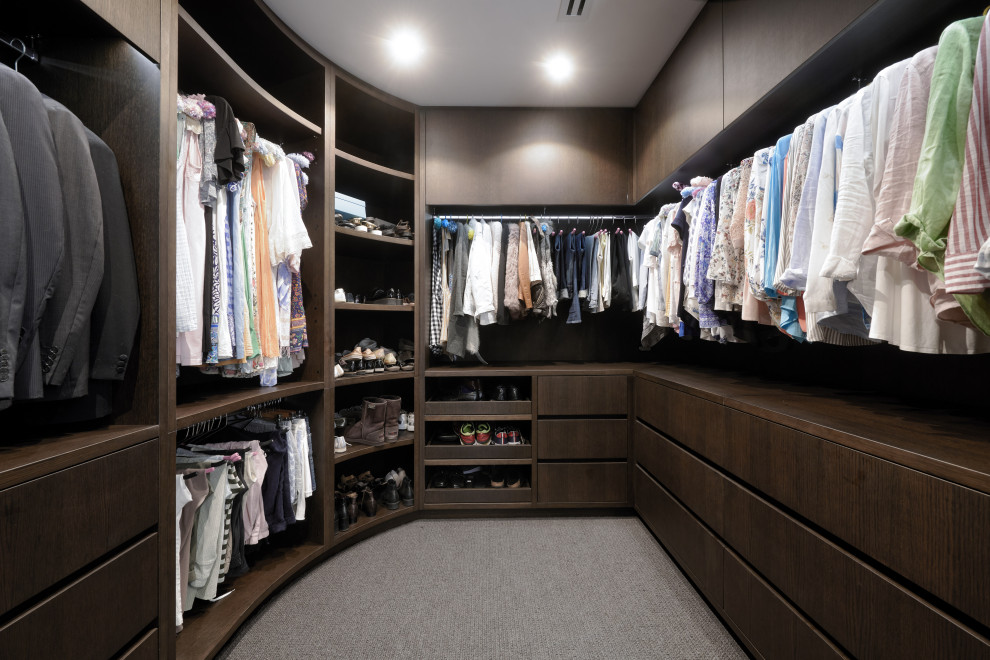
[456,422,476,445]
[475,423,492,445]
[383,351,400,372]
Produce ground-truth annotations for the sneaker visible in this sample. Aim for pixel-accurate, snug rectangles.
[334,288,346,303]
[456,422,476,445]
[493,427,510,445]
[507,427,522,445]
[333,363,344,378]
[334,435,350,454]
[407,413,415,432]
[398,410,408,431]
[475,422,492,445]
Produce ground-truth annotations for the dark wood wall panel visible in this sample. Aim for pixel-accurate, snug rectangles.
[721,0,877,125]
[632,2,723,201]
[81,0,162,61]
[424,108,632,205]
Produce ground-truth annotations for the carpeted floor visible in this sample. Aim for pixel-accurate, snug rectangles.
[218,517,746,660]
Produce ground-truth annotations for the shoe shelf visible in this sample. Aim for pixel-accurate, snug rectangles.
[175,542,325,660]
[423,400,531,416]
[334,432,415,463]
[334,372,415,388]
[0,425,159,491]
[422,413,532,422]
[335,147,414,181]
[333,226,414,248]
[424,487,532,505]
[175,380,325,429]
[335,302,414,312]
[423,445,532,461]
[177,8,321,143]
[333,502,416,542]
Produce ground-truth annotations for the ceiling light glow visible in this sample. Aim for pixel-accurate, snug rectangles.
[387,27,425,67]
[543,53,574,83]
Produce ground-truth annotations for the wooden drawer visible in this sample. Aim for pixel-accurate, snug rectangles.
[0,440,158,615]
[634,421,724,536]
[723,479,990,660]
[725,409,990,629]
[723,548,846,660]
[634,465,724,607]
[538,462,628,504]
[634,379,726,465]
[537,375,628,416]
[537,419,627,459]
[119,628,158,660]
[0,534,158,660]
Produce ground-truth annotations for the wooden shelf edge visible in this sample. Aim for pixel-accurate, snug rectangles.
[423,414,533,421]
[334,302,415,312]
[422,502,535,510]
[175,542,325,660]
[333,372,414,387]
[332,503,416,542]
[176,380,325,428]
[333,226,415,247]
[335,148,415,180]
[424,458,533,466]
[0,424,160,491]
[177,7,322,137]
[333,434,415,463]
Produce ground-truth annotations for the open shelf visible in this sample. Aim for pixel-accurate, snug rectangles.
[424,444,532,461]
[423,400,532,416]
[334,432,415,463]
[175,380,324,428]
[335,302,414,312]
[175,542,325,660]
[335,148,414,181]
[424,487,532,505]
[334,372,414,388]
[333,502,416,541]
[335,76,415,173]
[333,226,415,248]
[0,425,159,490]
[335,154,415,226]
[177,7,321,143]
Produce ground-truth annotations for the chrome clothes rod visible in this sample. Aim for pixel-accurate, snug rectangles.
[435,215,651,221]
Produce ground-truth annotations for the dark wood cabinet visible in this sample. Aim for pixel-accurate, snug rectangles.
[537,419,627,460]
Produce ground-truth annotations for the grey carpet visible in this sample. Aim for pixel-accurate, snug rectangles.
[217,517,746,660]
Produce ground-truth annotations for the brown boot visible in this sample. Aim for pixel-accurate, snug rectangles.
[380,394,402,442]
[347,397,387,446]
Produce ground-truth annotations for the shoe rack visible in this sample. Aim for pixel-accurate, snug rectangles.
[329,70,421,542]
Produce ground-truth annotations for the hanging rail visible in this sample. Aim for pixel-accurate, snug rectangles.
[434,214,652,221]
[0,32,39,69]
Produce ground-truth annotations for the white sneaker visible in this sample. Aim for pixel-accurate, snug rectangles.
[407,413,415,432]
[334,288,346,302]
[398,410,407,431]
[334,435,350,454]
[334,363,344,378]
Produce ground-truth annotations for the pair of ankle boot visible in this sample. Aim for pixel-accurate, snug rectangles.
[344,395,402,446]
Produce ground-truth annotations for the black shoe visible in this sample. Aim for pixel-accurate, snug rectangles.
[492,385,506,401]
[431,471,450,488]
[345,491,359,523]
[335,493,350,531]
[382,479,401,509]
[450,472,466,488]
[508,385,520,401]
[399,478,414,505]
[506,469,522,488]
[360,487,378,517]
[474,472,491,488]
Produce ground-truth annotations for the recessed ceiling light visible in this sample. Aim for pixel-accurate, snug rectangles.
[386,27,425,67]
[543,53,574,83]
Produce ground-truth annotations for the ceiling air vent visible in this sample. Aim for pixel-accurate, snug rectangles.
[558,0,590,21]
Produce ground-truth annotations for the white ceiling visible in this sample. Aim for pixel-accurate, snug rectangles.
[263,0,706,107]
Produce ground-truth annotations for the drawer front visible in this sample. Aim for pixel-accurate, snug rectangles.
[0,440,159,614]
[723,549,846,660]
[0,534,158,660]
[723,480,990,660]
[634,421,724,536]
[726,409,990,629]
[537,419,627,459]
[538,462,628,503]
[634,379,726,465]
[119,628,158,660]
[634,466,724,607]
[537,375,628,416]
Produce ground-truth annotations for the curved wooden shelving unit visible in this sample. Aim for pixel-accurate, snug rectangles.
[175,542,325,660]
[335,148,414,180]
[334,372,414,388]
[175,380,325,428]
[177,8,321,142]
[334,431,415,463]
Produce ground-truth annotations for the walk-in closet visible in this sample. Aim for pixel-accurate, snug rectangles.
[2,0,989,658]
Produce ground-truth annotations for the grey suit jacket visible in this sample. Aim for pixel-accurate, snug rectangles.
[0,64,65,401]
[0,108,26,408]
[39,96,104,391]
